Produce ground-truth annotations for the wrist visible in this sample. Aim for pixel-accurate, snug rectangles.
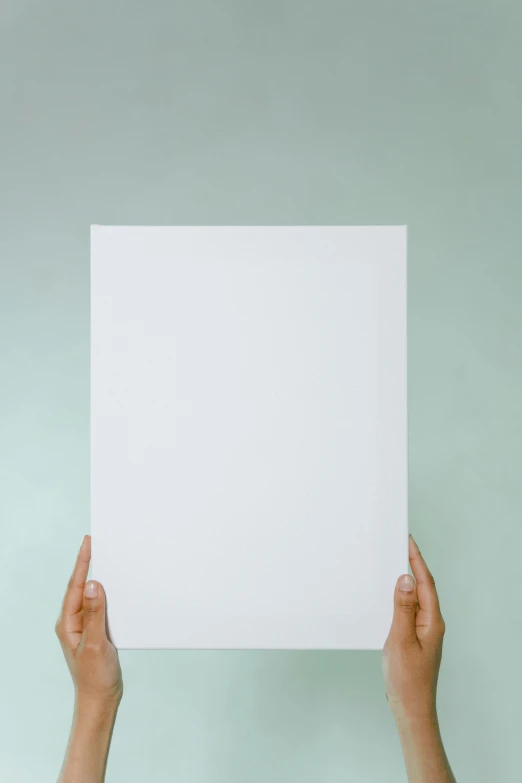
[59,691,120,783]
[74,691,121,726]
[395,709,441,741]
[390,697,438,726]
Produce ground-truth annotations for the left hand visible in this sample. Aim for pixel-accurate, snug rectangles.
[55,535,123,707]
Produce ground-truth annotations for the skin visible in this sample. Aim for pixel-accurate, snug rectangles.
[56,534,455,782]
[383,535,456,782]
[56,536,122,783]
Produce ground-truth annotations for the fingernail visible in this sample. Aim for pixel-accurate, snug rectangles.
[398,574,415,592]
[85,581,98,598]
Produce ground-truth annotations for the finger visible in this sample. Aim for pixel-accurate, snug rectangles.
[409,534,441,621]
[82,580,108,646]
[390,574,419,644]
[60,535,91,620]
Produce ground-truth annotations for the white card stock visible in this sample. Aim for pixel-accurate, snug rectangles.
[91,225,408,649]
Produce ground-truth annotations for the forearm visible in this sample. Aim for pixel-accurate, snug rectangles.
[395,712,456,783]
[58,697,119,783]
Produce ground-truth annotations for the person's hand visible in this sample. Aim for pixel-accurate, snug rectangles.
[382,534,445,723]
[55,535,123,707]
[56,536,122,782]
[383,536,456,782]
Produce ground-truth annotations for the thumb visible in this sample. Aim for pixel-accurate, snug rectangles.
[391,574,418,644]
[82,581,108,645]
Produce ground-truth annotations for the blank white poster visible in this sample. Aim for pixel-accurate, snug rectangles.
[91,225,408,650]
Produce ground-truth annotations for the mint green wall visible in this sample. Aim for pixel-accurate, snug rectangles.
[1,2,521,781]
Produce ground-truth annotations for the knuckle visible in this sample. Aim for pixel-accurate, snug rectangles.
[427,617,445,641]
[398,600,416,614]
[55,620,64,639]
[83,602,98,618]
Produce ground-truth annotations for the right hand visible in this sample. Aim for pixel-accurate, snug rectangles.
[55,535,123,707]
[382,535,446,722]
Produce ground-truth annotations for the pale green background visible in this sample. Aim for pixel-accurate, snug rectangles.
[1,1,521,781]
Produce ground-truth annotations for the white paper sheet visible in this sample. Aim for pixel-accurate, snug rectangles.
[91,225,408,649]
